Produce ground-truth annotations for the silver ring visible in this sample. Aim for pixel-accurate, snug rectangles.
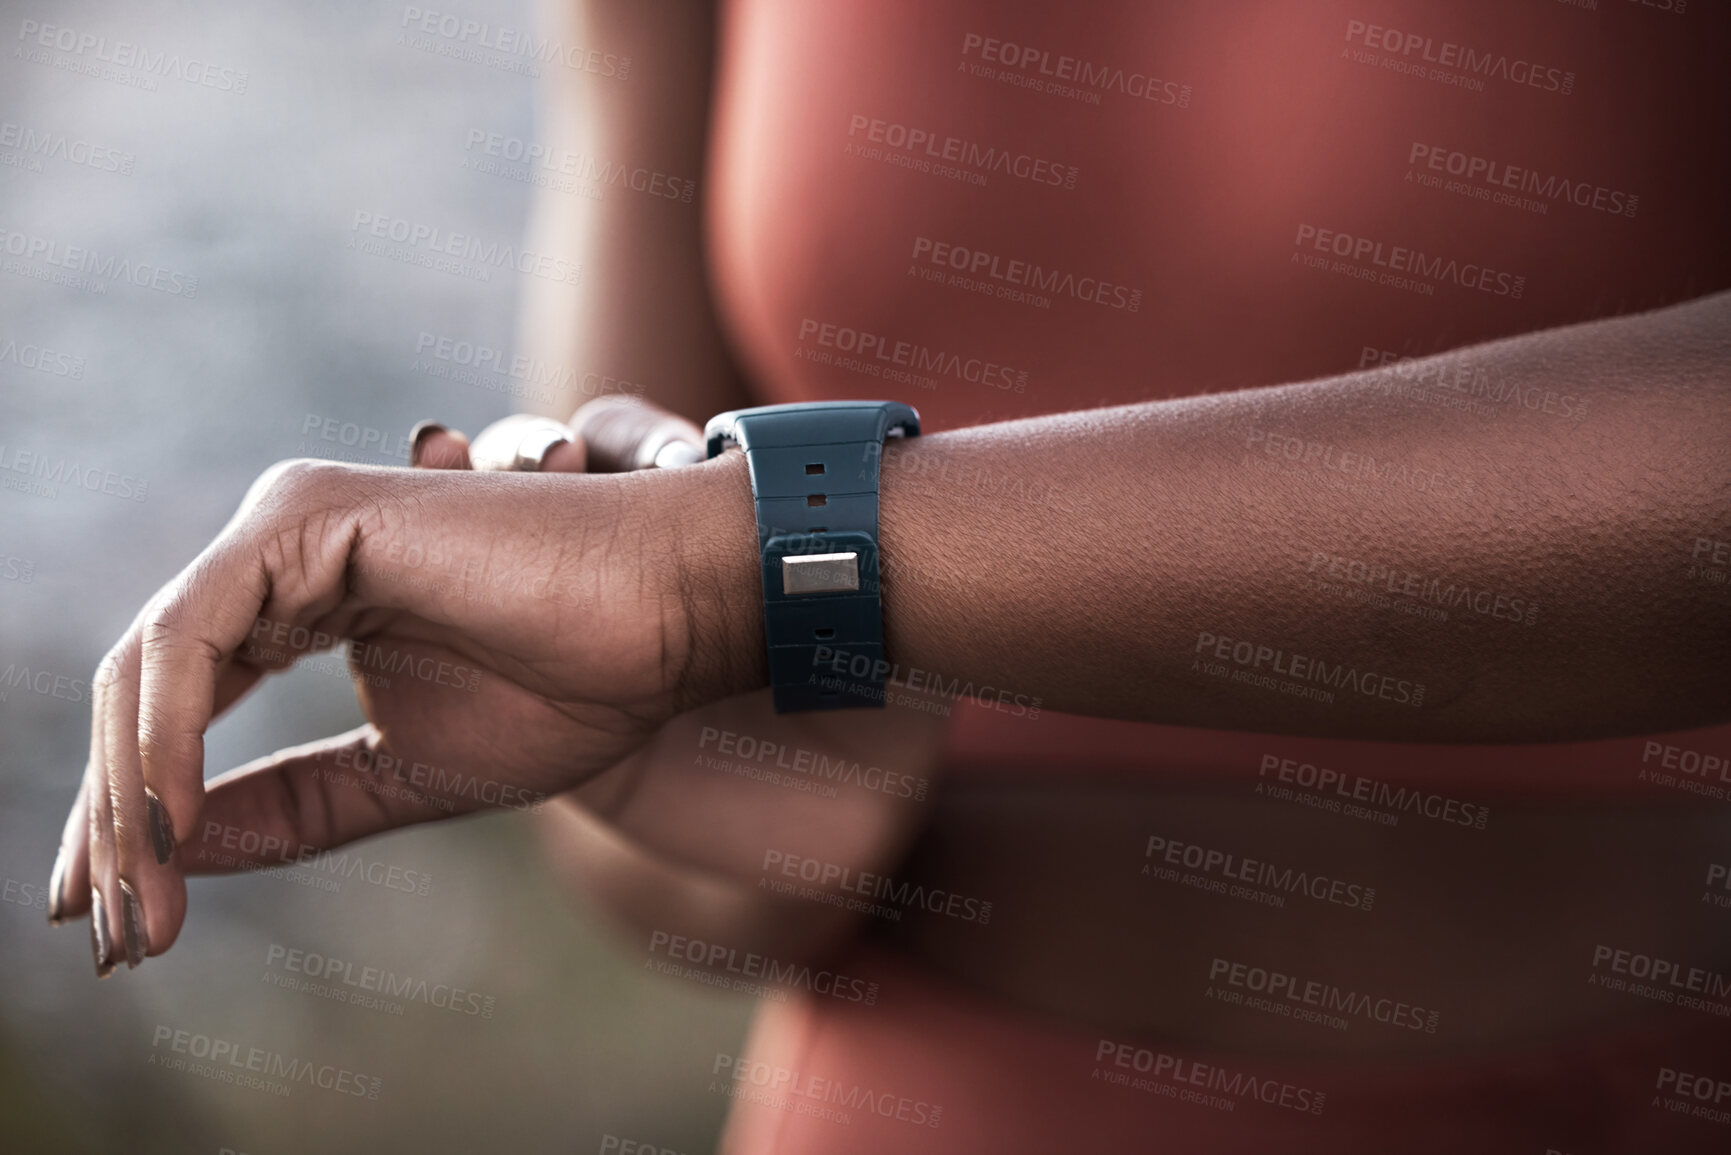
[470,415,574,472]
[512,422,574,472]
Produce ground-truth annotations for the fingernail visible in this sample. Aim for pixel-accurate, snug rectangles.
[90,887,115,979]
[119,879,149,969]
[47,847,67,926]
[145,787,176,865]
[408,420,446,467]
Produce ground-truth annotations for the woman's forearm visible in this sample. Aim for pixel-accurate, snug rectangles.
[671,291,1731,742]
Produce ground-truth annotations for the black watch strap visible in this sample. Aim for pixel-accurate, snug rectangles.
[704,401,920,712]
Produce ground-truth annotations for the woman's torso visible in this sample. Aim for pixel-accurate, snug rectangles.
[700,0,1731,1124]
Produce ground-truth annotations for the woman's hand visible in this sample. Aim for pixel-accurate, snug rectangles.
[51,446,763,974]
[410,395,707,475]
[404,398,951,959]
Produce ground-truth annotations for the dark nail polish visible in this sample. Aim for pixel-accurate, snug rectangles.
[145,788,176,865]
[119,880,149,969]
[90,887,115,979]
[47,848,67,926]
[408,420,447,467]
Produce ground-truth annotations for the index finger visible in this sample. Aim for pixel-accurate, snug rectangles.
[133,461,362,877]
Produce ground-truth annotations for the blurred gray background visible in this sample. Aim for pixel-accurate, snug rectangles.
[0,1,749,1151]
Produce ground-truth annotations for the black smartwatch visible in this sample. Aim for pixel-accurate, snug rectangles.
[704,401,921,712]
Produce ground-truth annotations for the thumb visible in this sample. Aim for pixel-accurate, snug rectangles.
[180,725,453,875]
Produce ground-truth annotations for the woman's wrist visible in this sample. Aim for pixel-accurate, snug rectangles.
[641,449,769,707]
[640,430,962,713]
